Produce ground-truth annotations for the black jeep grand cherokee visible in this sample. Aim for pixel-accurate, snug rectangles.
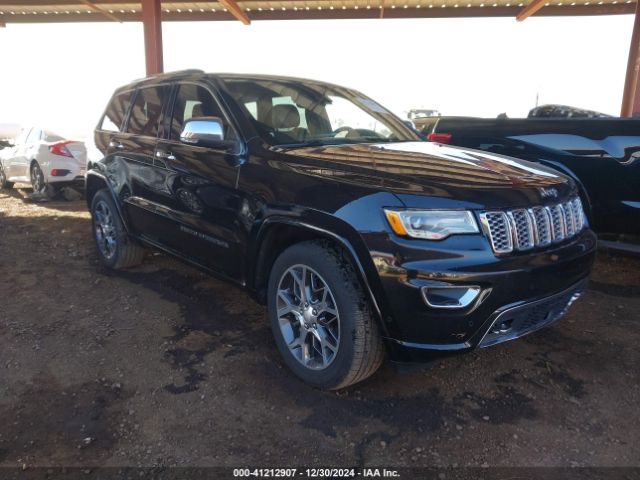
[88,70,596,389]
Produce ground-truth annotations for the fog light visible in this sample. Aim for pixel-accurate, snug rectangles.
[491,319,514,334]
[421,285,481,309]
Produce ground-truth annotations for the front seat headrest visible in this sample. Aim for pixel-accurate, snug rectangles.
[191,103,205,118]
[268,104,300,130]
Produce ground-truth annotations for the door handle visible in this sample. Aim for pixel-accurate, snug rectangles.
[155,150,176,161]
[109,140,125,150]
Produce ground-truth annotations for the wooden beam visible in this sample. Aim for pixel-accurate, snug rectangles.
[0,0,117,4]
[79,0,121,22]
[516,0,546,21]
[0,0,201,3]
[142,0,163,75]
[0,3,635,23]
[217,0,251,24]
[621,0,640,117]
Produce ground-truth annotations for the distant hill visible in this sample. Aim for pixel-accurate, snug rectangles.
[0,123,21,139]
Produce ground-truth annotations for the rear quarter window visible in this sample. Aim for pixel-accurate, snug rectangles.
[100,90,134,132]
[125,86,169,138]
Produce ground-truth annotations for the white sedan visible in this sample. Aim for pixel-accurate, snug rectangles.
[0,126,87,196]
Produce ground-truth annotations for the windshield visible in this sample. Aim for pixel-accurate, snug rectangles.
[221,77,420,147]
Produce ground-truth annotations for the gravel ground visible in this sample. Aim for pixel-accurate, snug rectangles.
[0,186,639,470]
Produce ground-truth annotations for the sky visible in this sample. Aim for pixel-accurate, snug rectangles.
[0,15,635,138]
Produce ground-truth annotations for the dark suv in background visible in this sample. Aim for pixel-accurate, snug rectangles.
[88,70,596,389]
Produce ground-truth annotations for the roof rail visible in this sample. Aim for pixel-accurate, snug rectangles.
[131,69,205,84]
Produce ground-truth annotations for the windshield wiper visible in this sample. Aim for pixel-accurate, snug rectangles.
[276,137,411,149]
[276,139,361,148]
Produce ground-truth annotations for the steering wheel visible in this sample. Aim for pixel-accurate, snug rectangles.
[333,126,356,138]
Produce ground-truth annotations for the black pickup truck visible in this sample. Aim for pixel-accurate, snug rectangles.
[414,117,640,236]
[88,71,596,389]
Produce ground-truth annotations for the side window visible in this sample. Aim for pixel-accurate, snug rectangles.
[244,101,258,120]
[170,84,229,140]
[26,128,41,144]
[101,90,134,132]
[126,86,167,138]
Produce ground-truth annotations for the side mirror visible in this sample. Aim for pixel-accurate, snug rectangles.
[180,117,234,149]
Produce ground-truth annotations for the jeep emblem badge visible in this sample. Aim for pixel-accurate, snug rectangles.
[539,187,559,198]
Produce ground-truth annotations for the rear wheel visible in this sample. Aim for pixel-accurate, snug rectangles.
[30,162,46,194]
[267,241,385,389]
[91,189,145,269]
[0,163,14,189]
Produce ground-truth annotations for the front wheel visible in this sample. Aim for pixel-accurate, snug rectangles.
[90,189,145,269]
[267,241,385,389]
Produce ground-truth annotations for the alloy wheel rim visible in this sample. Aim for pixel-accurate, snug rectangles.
[276,265,340,370]
[94,200,117,260]
[31,165,44,193]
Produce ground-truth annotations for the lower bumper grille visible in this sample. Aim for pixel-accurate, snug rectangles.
[478,279,587,348]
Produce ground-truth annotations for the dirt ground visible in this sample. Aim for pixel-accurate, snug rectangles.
[1,186,639,471]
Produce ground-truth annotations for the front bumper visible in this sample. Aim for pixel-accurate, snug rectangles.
[362,228,597,362]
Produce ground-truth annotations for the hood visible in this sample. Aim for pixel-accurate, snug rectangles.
[275,141,575,209]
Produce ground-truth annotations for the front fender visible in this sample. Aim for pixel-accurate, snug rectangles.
[248,208,396,337]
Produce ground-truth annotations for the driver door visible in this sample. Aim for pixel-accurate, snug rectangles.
[153,82,246,282]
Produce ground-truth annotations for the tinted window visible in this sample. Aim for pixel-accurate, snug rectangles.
[222,77,419,146]
[126,86,168,138]
[101,91,133,132]
[170,84,228,140]
[44,130,64,142]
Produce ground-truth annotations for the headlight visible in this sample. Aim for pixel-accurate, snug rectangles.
[384,209,479,240]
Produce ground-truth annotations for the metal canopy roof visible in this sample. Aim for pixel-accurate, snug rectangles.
[0,0,638,116]
[0,0,635,25]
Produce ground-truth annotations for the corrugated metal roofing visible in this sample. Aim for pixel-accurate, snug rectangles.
[0,0,635,24]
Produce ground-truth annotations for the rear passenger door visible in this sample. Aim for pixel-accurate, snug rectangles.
[95,89,135,156]
[108,85,172,239]
[152,82,245,281]
[16,128,41,179]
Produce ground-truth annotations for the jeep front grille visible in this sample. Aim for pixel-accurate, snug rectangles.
[480,196,586,254]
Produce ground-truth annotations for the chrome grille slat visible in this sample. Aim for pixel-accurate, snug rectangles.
[480,211,513,253]
[509,209,534,250]
[563,202,576,237]
[529,207,552,247]
[482,196,586,254]
[547,204,566,243]
[571,197,584,232]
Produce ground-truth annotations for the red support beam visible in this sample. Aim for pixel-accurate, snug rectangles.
[516,0,546,21]
[142,0,163,76]
[218,0,251,24]
[621,1,640,117]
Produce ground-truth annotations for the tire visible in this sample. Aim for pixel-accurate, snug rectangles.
[0,163,14,189]
[30,161,46,194]
[90,189,145,269]
[267,240,385,389]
